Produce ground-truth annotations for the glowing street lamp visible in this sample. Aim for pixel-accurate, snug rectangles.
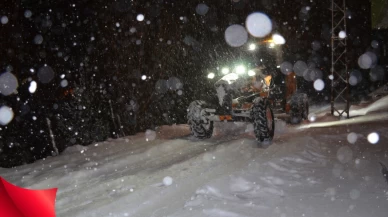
[221,67,230,74]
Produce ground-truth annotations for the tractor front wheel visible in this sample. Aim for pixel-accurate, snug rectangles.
[187,100,214,139]
[251,98,275,145]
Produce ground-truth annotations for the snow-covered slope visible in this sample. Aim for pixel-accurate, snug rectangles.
[0,117,388,217]
[347,95,388,117]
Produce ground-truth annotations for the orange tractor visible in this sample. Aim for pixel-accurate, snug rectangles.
[187,65,308,145]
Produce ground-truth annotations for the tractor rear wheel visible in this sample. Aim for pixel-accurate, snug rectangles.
[251,98,275,144]
[187,100,214,139]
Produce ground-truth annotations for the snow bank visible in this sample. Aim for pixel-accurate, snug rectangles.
[333,95,388,117]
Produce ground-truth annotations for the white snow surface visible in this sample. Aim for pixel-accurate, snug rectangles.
[1,114,388,216]
[332,95,388,117]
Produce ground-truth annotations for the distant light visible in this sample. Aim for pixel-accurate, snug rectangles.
[249,43,256,50]
[248,70,255,76]
[207,72,215,79]
[272,34,286,45]
[60,74,65,79]
[367,132,379,144]
[338,31,346,39]
[221,68,230,74]
[137,14,144,22]
[328,75,334,80]
[235,65,246,74]
[29,81,37,93]
[276,65,280,68]
[141,75,147,80]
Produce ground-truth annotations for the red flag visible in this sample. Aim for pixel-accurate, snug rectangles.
[0,177,57,217]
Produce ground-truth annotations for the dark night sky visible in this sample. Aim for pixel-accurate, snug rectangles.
[0,0,379,166]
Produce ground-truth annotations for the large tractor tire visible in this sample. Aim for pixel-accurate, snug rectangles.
[187,100,214,139]
[290,93,309,124]
[251,98,275,144]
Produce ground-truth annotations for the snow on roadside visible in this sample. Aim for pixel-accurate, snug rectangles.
[333,95,388,117]
[171,125,388,217]
[0,121,387,217]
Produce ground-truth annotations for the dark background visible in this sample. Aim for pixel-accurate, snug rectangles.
[0,0,383,167]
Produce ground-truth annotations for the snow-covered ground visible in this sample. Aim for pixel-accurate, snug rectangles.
[1,102,388,217]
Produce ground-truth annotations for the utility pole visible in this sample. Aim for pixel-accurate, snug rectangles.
[331,0,350,118]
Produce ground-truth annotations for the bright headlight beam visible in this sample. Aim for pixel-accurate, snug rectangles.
[235,65,246,74]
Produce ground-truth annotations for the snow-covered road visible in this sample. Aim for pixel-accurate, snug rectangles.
[1,111,388,217]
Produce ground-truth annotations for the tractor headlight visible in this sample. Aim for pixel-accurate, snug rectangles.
[249,43,256,51]
[272,34,286,45]
[221,67,230,74]
[248,70,256,76]
[235,65,246,74]
[207,72,215,79]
